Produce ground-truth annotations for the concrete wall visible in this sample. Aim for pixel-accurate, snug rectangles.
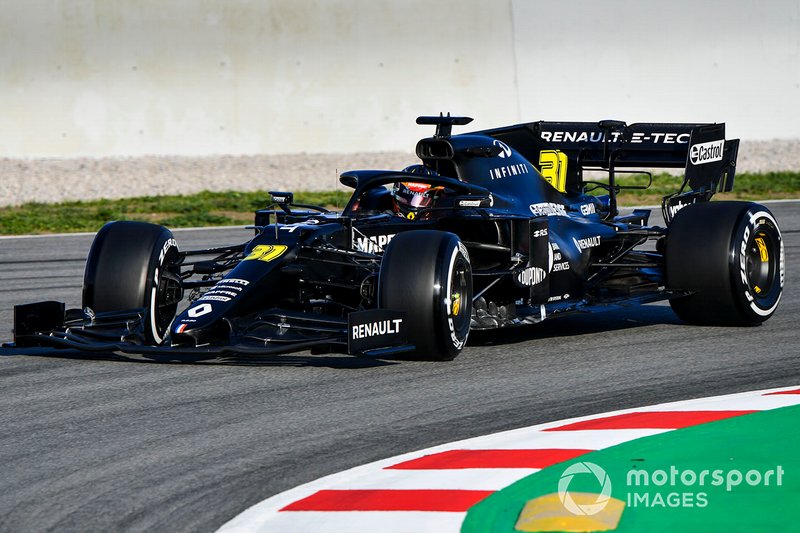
[1,0,798,157]
[512,1,800,142]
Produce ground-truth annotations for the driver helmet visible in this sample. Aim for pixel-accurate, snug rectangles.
[392,165,443,219]
[392,181,443,219]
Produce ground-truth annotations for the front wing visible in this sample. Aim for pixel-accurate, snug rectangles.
[7,301,416,361]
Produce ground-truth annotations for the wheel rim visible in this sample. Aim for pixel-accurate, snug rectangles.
[447,254,472,344]
[450,256,470,331]
[744,226,781,308]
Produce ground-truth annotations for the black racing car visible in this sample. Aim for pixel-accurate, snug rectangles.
[8,115,785,361]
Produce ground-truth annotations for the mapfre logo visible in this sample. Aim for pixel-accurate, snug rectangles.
[493,140,513,159]
[353,233,395,253]
[689,139,724,165]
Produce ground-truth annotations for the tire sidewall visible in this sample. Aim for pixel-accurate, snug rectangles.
[434,238,472,358]
[146,232,180,344]
[728,207,784,322]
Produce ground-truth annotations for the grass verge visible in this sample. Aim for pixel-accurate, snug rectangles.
[595,170,800,206]
[0,172,797,235]
[0,190,351,235]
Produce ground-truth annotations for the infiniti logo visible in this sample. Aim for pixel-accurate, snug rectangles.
[493,139,512,158]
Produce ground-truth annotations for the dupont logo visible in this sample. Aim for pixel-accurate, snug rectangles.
[515,266,547,287]
[689,139,724,165]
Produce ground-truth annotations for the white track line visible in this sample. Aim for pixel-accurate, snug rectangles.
[328,468,541,491]
[245,511,467,533]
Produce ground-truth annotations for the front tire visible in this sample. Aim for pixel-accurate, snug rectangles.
[666,202,784,326]
[83,221,182,344]
[378,230,472,360]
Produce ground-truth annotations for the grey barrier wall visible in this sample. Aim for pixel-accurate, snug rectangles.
[1,0,798,157]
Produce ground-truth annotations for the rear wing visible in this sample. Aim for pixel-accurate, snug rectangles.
[477,120,739,221]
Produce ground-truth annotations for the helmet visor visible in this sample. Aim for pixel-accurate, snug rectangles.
[395,182,439,211]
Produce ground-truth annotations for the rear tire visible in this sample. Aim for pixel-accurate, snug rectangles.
[378,230,472,360]
[666,202,784,326]
[83,221,182,344]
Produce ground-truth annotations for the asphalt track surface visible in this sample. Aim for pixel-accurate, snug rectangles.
[0,202,798,532]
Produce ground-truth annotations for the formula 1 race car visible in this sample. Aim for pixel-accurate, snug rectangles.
[9,115,785,361]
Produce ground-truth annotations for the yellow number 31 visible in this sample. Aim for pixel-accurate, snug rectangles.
[244,244,288,262]
[539,150,568,193]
